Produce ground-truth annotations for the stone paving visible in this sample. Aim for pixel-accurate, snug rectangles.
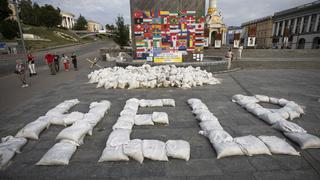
[0,68,320,179]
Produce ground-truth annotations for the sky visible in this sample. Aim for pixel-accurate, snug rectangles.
[33,0,317,27]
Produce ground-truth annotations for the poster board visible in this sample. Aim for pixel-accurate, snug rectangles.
[247,37,256,47]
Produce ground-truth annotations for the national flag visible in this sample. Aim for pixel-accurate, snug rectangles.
[170,25,179,29]
[197,17,205,23]
[144,32,152,38]
[186,16,195,24]
[169,17,179,24]
[134,18,143,24]
[134,24,144,32]
[152,18,162,24]
[160,11,170,16]
[144,11,151,18]
[136,47,146,52]
[195,41,205,47]
[196,23,204,30]
[143,18,152,23]
[169,12,178,16]
[134,11,144,18]
[163,17,169,24]
[187,11,196,14]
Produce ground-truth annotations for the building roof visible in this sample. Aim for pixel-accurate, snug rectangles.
[241,16,273,27]
[60,11,75,17]
[274,0,320,17]
[87,20,100,24]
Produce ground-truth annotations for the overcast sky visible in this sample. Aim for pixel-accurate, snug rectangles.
[33,0,317,27]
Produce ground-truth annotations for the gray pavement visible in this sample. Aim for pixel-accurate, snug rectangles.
[0,60,319,179]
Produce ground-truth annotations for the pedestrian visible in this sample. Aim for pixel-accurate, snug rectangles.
[61,54,70,71]
[225,49,233,70]
[54,52,60,72]
[237,45,243,60]
[15,60,29,88]
[27,53,37,76]
[71,53,78,71]
[45,52,56,75]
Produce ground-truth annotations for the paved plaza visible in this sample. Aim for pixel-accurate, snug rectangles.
[0,61,319,179]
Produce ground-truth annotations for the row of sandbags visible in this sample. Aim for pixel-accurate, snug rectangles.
[188,98,301,159]
[37,100,111,165]
[99,98,190,163]
[88,64,221,90]
[0,99,80,169]
[232,94,320,149]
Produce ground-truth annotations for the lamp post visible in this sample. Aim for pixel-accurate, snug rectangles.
[12,0,28,65]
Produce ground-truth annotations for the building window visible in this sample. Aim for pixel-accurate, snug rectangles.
[302,16,308,33]
[312,37,320,49]
[310,14,317,32]
[298,38,305,49]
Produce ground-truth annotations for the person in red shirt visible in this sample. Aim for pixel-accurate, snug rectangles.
[27,53,37,76]
[45,52,56,75]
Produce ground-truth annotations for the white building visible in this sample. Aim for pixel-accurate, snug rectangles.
[60,11,75,29]
[272,1,320,49]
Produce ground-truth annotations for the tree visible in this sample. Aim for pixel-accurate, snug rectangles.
[0,19,19,39]
[38,4,62,28]
[0,0,12,21]
[113,15,129,48]
[73,15,87,30]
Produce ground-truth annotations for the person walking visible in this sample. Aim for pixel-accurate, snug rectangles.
[45,52,56,75]
[225,49,234,70]
[237,45,243,60]
[15,60,28,87]
[54,52,60,72]
[71,53,78,71]
[61,54,70,71]
[27,53,37,76]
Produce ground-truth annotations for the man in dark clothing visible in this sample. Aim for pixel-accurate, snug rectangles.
[45,52,56,75]
[71,53,78,71]
[54,53,60,72]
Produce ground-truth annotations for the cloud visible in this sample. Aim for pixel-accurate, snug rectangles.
[33,0,316,26]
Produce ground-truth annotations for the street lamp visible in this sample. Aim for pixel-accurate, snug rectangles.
[12,0,28,66]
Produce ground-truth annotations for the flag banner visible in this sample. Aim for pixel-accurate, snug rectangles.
[133,10,205,60]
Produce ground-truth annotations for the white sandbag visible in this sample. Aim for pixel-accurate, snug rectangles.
[36,141,77,165]
[286,109,301,120]
[269,97,279,104]
[284,132,320,149]
[272,120,306,133]
[63,112,84,125]
[149,99,163,107]
[285,101,304,114]
[139,99,150,107]
[142,140,168,161]
[259,113,284,125]
[251,108,271,117]
[98,145,129,162]
[255,95,270,102]
[196,112,218,122]
[123,139,144,163]
[278,98,289,106]
[234,135,271,156]
[124,102,139,113]
[191,103,208,111]
[120,109,137,116]
[135,114,154,126]
[117,115,135,124]
[106,129,131,147]
[56,122,92,144]
[187,98,202,106]
[152,112,169,124]
[192,109,211,116]
[0,148,15,169]
[0,136,27,153]
[112,120,134,130]
[258,136,300,155]
[202,130,233,144]
[199,120,223,132]
[213,141,244,159]
[237,97,259,107]
[16,116,50,140]
[232,94,245,102]
[269,109,290,120]
[48,114,67,126]
[166,140,190,161]
[162,99,175,107]
[82,113,102,127]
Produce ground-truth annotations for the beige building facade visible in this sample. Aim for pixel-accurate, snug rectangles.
[87,20,101,32]
[242,16,273,48]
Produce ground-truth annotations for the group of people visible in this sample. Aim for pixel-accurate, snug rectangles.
[44,52,78,75]
[15,52,79,88]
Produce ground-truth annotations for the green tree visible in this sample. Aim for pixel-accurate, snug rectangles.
[73,15,87,30]
[0,19,19,39]
[0,0,12,21]
[38,4,62,28]
[113,15,129,48]
[19,0,37,25]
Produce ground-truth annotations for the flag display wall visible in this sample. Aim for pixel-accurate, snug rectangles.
[133,10,205,60]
